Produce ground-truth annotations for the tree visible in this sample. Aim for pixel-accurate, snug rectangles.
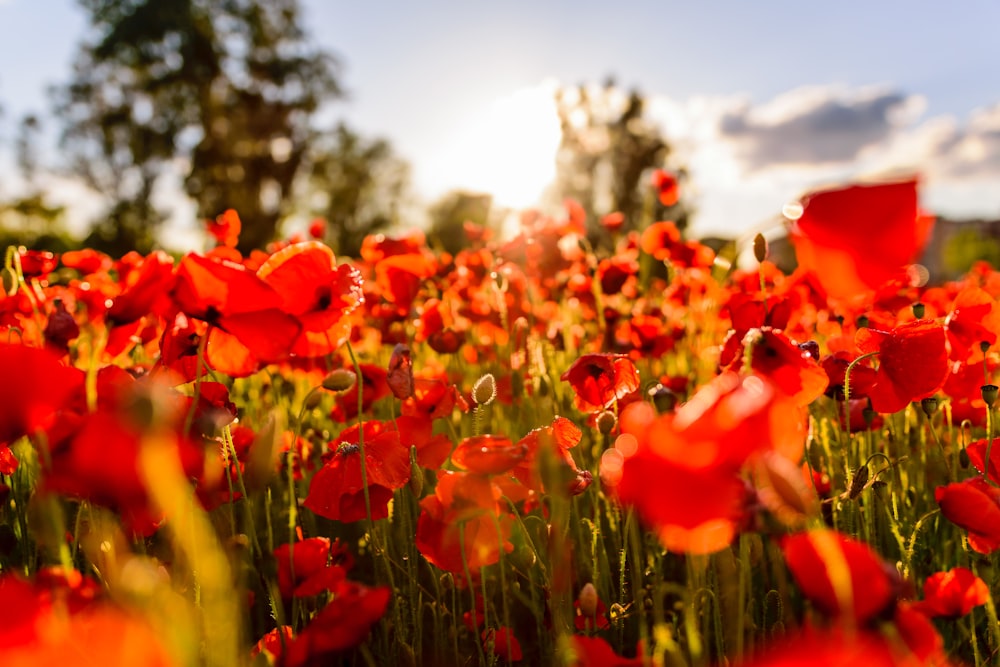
[54,0,342,255]
[548,79,689,246]
[299,123,411,258]
[425,190,493,255]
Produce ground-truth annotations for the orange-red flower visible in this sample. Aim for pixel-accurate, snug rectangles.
[912,567,989,618]
[945,286,1000,361]
[415,470,514,574]
[171,253,301,376]
[789,178,934,301]
[256,241,364,357]
[856,319,949,413]
[0,570,176,667]
[782,529,899,624]
[651,169,679,207]
[303,419,411,523]
[719,328,828,406]
[935,478,1000,554]
[561,353,640,413]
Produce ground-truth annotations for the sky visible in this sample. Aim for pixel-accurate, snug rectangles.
[2,0,1000,247]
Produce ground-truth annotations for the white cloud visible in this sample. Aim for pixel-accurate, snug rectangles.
[642,85,1000,238]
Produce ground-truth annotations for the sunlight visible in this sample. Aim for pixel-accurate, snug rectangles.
[424,81,562,209]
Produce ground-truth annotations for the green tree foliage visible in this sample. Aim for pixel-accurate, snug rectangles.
[425,191,493,255]
[942,226,1000,277]
[550,79,689,246]
[53,0,343,254]
[300,123,410,258]
[0,114,72,251]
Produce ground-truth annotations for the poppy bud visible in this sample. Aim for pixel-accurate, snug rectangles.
[1,268,15,296]
[983,384,999,408]
[578,583,599,618]
[322,369,356,392]
[304,391,323,410]
[753,233,768,264]
[473,373,497,406]
[960,447,971,469]
[849,465,869,500]
[648,383,677,413]
[797,340,820,362]
[981,341,992,355]
[920,396,939,417]
[912,302,925,319]
[862,405,877,427]
[387,344,415,400]
[596,410,617,435]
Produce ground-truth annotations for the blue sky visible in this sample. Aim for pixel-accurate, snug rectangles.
[2,0,1000,245]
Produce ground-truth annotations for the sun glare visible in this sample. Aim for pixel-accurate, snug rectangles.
[425,82,562,209]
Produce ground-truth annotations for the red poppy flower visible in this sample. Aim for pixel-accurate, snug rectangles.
[360,230,427,263]
[206,208,241,248]
[911,567,989,618]
[303,419,411,523]
[375,253,435,315]
[451,434,527,475]
[782,529,898,624]
[601,211,626,233]
[308,218,327,239]
[856,319,949,413]
[61,248,113,275]
[789,178,934,301]
[736,621,950,667]
[16,249,58,278]
[0,343,82,447]
[966,437,1000,483]
[611,446,750,554]
[256,241,364,357]
[946,286,1000,360]
[280,578,391,667]
[935,477,1000,554]
[719,328,828,406]
[43,375,209,535]
[0,572,175,667]
[651,169,679,207]
[172,253,301,375]
[617,372,806,473]
[483,627,522,662]
[107,250,175,326]
[402,377,467,421]
[561,354,640,413]
[820,350,878,401]
[331,363,391,422]
[415,470,514,573]
[508,416,587,497]
[273,537,354,598]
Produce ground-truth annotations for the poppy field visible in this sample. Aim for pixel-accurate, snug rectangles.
[3,176,1000,666]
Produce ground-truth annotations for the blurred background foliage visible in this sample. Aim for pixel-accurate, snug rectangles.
[0,0,995,281]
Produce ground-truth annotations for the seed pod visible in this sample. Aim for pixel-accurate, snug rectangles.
[912,302,925,319]
[322,369,356,392]
[473,373,497,406]
[578,583,599,618]
[848,465,869,500]
[753,233,768,263]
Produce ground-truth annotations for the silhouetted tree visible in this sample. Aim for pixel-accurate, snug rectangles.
[54,0,341,254]
[300,123,411,258]
[549,79,689,246]
[425,190,493,255]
